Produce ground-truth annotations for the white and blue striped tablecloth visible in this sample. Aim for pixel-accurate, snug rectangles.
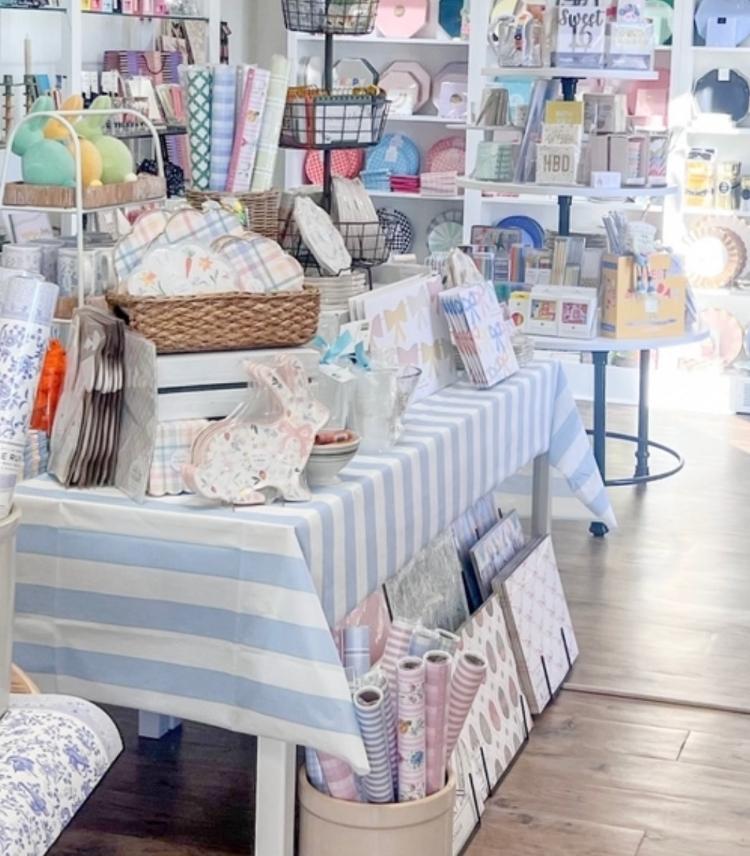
[12,362,614,773]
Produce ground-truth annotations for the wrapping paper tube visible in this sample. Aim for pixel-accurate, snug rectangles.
[0,276,58,519]
[363,668,399,788]
[343,626,371,679]
[435,628,461,656]
[318,752,361,802]
[396,656,426,802]
[227,66,270,192]
[380,619,414,701]
[353,686,395,803]
[410,626,440,658]
[250,54,289,191]
[209,63,237,191]
[184,66,213,191]
[305,747,328,794]
[424,650,452,795]
[445,651,487,759]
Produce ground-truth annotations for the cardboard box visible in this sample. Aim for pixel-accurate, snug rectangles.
[601,253,686,339]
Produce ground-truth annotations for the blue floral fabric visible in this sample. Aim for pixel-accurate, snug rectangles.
[0,695,122,855]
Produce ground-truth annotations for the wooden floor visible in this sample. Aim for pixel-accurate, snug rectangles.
[50,407,750,854]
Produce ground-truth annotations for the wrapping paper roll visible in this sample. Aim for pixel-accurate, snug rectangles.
[445,651,487,759]
[363,668,399,788]
[396,656,426,802]
[250,54,290,192]
[424,650,452,795]
[305,747,328,794]
[409,626,440,658]
[0,276,58,519]
[343,626,371,679]
[318,752,361,802]
[435,628,461,656]
[353,686,395,803]
[209,63,237,192]
[380,619,414,701]
[227,66,270,192]
[185,66,213,191]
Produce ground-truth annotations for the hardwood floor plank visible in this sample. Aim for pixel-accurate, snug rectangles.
[679,730,750,773]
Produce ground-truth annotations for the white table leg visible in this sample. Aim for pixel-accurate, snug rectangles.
[137,711,182,739]
[255,737,296,856]
[531,452,552,538]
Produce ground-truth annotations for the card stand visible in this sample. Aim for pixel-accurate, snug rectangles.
[281,0,379,35]
[280,92,390,151]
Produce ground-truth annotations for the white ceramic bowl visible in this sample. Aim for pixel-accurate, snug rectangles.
[306,445,359,485]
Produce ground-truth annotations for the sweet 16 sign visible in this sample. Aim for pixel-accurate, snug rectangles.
[552,0,607,68]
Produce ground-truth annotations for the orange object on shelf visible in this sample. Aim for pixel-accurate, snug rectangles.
[30,340,66,434]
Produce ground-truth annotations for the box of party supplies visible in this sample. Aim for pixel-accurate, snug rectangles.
[601,253,686,339]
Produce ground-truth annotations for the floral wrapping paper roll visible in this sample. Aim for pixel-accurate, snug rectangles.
[396,656,426,802]
[445,651,488,759]
[0,276,58,519]
[343,626,371,679]
[318,752,361,802]
[424,650,452,796]
[353,686,395,803]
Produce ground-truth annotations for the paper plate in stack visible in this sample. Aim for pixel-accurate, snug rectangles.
[700,307,744,366]
[377,207,414,254]
[427,209,463,253]
[685,217,747,288]
[305,271,368,311]
[366,133,421,177]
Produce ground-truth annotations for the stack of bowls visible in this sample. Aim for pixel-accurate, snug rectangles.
[305,271,367,312]
[306,431,360,486]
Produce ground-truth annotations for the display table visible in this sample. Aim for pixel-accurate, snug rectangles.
[11,361,613,856]
[0,694,122,854]
[530,331,709,535]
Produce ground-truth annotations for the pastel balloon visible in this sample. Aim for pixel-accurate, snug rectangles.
[95,135,134,184]
[77,94,112,141]
[23,139,75,187]
[45,94,84,140]
[12,95,55,156]
[68,137,103,186]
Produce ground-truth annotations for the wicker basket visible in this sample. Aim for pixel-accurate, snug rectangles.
[3,175,165,210]
[107,287,320,354]
[185,188,280,240]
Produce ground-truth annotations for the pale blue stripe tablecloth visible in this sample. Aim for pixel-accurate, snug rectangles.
[12,362,613,773]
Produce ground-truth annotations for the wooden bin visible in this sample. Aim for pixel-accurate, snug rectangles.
[2,175,166,210]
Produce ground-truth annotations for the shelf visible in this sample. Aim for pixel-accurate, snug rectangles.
[682,207,750,218]
[459,177,678,199]
[0,3,66,11]
[367,190,463,201]
[81,9,208,21]
[110,124,187,141]
[685,126,750,136]
[478,194,663,211]
[297,34,468,46]
[692,45,750,53]
[0,197,166,214]
[482,66,659,81]
[387,114,458,125]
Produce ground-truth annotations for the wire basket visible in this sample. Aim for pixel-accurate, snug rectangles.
[280,91,389,150]
[282,0,379,34]
[288,215,398,274]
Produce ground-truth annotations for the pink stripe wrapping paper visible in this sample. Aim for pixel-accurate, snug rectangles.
[445,651,488,759]
[396,656,426,802]
[318,753,361,802]
[424,650,452,795]
[380,619,414,701]
[227,65,270,192]
[353,686,395,803]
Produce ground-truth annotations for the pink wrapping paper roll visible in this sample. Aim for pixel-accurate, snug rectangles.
[318,753,361,802]
[396,656,426,802]
[445,651,487,759]
[380,619,414,699]
[424,650,452,795]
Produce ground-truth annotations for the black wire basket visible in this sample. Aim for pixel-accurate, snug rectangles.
[280,91,390,150]
[281,0,380,34]
[287,215,398,275]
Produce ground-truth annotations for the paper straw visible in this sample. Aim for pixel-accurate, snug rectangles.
[209,63,237,192]
[424,650,452,795]
[445,652,487,760]
[184,66,213,190]
[305,747,328,794]
[380,619,414,700]
[353,686,395,803]
[435,629,461,656]
[343,626,371,679]
[410,626,440,658]
[0,276,58,519]
[250,54,289,191]
[227,66,270,192]
[318,752,361,802]
[396,656,426,802]
[363,668,398,788]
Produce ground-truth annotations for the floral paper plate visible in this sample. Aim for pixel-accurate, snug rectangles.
[294,196,352,275]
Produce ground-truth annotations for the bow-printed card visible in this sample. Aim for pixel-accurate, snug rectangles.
[439,284,519,388]
[349,273,457,401]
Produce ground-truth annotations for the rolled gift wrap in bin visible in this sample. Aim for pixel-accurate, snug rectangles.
[409,626,440,658]
[380,619,414,700]
[184,65,213,191]
[363,668,399,788]
[343,626,371,679]
[209,63,237,192]
[318,752,362,802]
[305,747,328,794]
[435,628,460,656]
[251,54,290,192]
[0,276,58,519]
[353,685,396,804]
[396,656,426,802]
[445,652,487,759]
[424,650,452,796]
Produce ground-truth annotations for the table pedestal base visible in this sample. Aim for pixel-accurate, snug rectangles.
[256,738,296,856]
